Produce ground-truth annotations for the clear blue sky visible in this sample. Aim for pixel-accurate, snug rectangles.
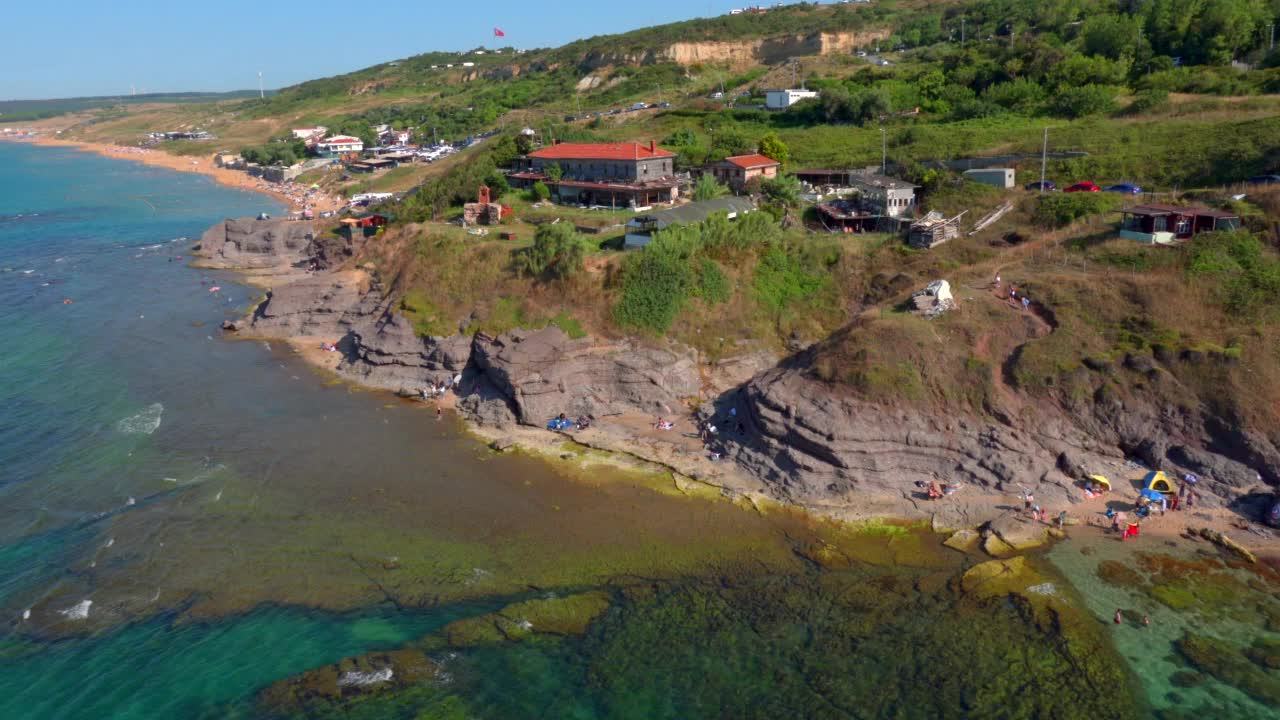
[1,0,743,100]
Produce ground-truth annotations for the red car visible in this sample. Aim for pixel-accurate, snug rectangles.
[1064,181,1100,193]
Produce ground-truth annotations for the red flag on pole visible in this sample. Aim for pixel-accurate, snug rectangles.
[493,28,506,37]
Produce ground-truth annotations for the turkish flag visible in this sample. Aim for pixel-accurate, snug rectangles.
[493,28,505,37]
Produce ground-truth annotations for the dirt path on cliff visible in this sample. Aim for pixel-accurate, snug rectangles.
[972,284,1056,424]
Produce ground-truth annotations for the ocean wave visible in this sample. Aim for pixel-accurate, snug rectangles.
[116,403,163,435]
[59,599,92,620]
[338,668,393,687]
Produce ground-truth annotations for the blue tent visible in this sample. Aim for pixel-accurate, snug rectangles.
[1140,488,1165,502]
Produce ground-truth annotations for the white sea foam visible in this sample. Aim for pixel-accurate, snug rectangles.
[21,609,30,621]
[163,477,178,483]
[59,599,92,620]
[21,269,34,274]
[1027,582,1057,596]
[140,244,163,250]
[116,403,163,435]
[338,668,393,687]
[104,537,115,548]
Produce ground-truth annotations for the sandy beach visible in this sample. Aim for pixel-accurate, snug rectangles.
[7,136,343,213]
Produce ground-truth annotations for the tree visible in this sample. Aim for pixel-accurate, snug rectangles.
[693,174,729,201]
[757,132,790,164]
[531,181,550,202]
[483,169,510,198]
[761,175,801,207]
[515,223,584,280]
[544,162,563,183]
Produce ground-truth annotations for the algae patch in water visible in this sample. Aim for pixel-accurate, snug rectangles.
[259,555,1146,720]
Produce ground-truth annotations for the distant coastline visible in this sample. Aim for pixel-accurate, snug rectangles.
[2,135,333,212]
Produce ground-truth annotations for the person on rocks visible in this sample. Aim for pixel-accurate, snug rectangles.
[927,481,943,500]
[1123,519,1141,540]
[1115,609,1123,625]
[1056,510,1068,529]
[1023,489,1035,511]
[1110,509,1126,534]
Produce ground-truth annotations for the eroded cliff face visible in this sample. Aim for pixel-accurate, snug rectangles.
[196,218,317,270]
[726,365,1093,512]
[574,29,890,72]
[724,357,1279,516]
[464,327,702,426]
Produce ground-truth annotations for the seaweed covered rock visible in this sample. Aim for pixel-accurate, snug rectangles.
[440,591,612,649]
[1177,633,1280,706]
[259,648,439,711]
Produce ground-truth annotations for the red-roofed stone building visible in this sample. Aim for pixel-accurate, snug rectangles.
[512,140,679,207]
[709,153,781,190]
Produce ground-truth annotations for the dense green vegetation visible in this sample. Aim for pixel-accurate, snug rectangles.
[1185,230,1280,317]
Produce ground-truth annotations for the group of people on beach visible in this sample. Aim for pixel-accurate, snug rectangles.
[420,373,463,400]
[1020,489,1071,529]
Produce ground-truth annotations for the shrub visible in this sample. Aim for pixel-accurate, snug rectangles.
[1124,88,1169,115]
[531,181,550,202]
[1185,230,1280,317]
[1033,193,1123,228]
[752,244,829,313]
[1049,85,1118,119]
[692,174,728,201]
[514,223,585,280]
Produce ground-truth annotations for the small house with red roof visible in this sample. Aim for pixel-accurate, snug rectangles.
[509,140,679,207]
[709,153,781,191]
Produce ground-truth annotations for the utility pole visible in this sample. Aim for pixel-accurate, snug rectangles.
[961,18,966,45]
[1270,23,1275,51]
[258,71,264,99]
[1039,127,1048,194]
[880,127,887,175]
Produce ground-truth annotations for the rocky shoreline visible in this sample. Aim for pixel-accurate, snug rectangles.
[195,216,1280,556]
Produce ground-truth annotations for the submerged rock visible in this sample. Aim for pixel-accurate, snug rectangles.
[259,648,438,711]
[441,591,612,649]
[1177,632,1280,706]
[942,528,979,552]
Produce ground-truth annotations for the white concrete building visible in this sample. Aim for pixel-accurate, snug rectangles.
[315,135,364,157]
[291,126,328,140]
[765,89,819,109]
[850,173,917,218]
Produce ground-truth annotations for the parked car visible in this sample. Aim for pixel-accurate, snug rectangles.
[1064,181,1100,193]
[656,101,672,108]
[1024,180,1057,192]
[855,50,867,57]
[710,92,724,99]
[1104,183,1143,194]
[1247,174,1280,185]
[630,102,648,111]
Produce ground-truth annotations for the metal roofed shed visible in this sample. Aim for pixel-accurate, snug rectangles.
[624,197,755,249]
[1117,204,1241,244]
[963,168,1016,189]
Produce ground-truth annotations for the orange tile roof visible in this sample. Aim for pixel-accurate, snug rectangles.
[723,153,781,169]
[529,142,675,161]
